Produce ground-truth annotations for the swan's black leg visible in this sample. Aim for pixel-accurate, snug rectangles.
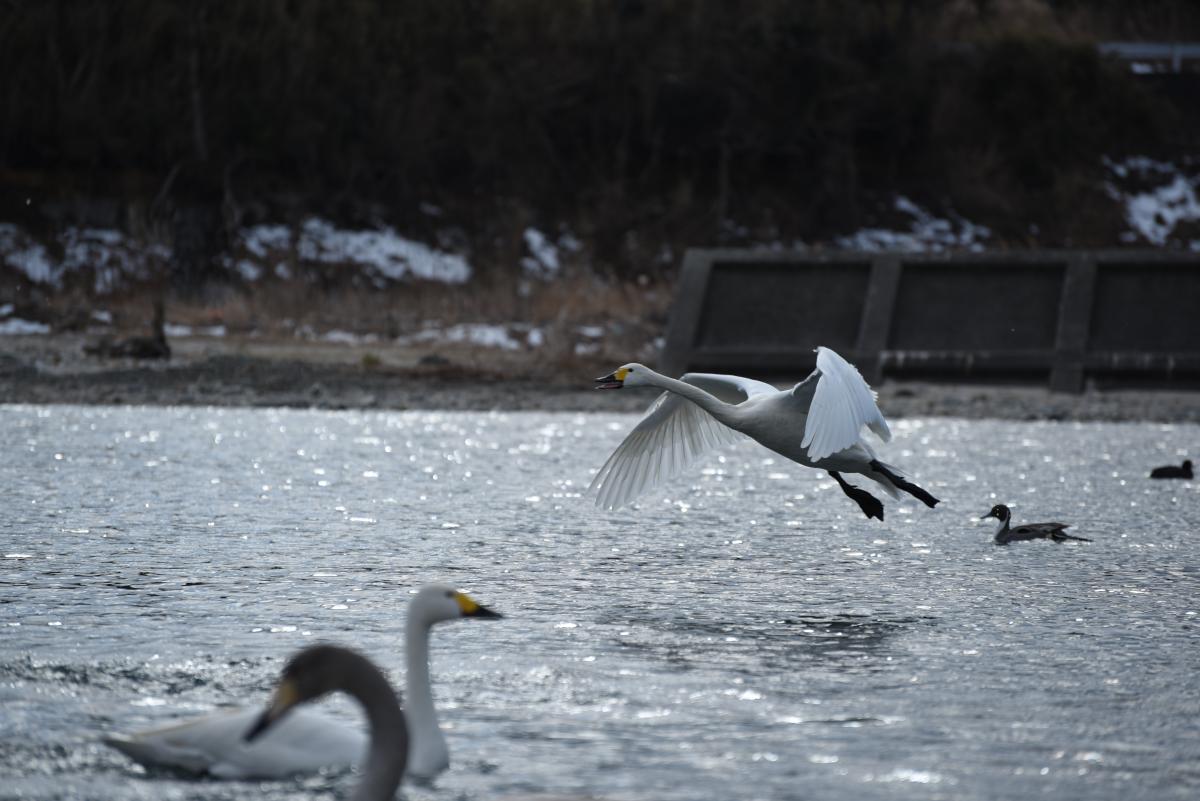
[869,460,940,508]
[829,471,884,521]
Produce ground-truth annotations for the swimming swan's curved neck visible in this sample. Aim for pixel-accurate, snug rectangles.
[345,658,408,801]
[642,369,739,425]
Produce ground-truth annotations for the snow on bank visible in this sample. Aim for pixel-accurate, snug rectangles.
[521,227,581,279]
[0,301,50,335]
[0,224,55,283]
[835,196,991,252]
[236,218,471,284]
[397,323,535,351]
[0,317,50,335]
[1104,156,1200,247]
[1,218,470,292]
[163,323,227,338]
[0,224,163,292]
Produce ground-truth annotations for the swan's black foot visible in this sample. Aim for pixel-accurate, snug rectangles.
[869,460,940,508]
[829,471,885,521]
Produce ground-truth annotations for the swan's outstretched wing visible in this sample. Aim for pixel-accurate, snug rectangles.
[103,707,366,779]
[590,373,777,510]
[791,347,891,461]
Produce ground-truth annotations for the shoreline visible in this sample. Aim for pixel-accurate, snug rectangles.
[2,333,1199,422]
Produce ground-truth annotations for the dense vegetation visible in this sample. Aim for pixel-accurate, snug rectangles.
[2,0,1198,278]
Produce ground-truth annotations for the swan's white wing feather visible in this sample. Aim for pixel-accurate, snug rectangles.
[104,707,366,779]
[681,373,779,403]
[796,347,891,461]
[590,373,776,510]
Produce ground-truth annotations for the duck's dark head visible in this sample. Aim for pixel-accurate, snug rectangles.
[981,504,1010,522]
[1184,459,1193,470]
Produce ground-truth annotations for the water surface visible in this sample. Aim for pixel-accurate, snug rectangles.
[1,405,1197,800]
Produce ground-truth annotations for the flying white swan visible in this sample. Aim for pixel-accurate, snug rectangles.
[103,583,501,780]
[246,644,407,801]
[590,347,939,519]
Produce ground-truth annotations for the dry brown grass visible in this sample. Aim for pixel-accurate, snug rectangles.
[41,256,672,382]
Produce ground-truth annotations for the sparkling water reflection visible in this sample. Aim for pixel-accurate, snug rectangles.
[1,405,1198,800]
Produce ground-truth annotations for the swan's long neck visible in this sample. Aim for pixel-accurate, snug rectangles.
[344,657,408,801]
[405,615,448,776]
[644,370,740,426]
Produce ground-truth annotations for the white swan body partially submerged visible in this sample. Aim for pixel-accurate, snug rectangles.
[103,584,501,780]
[590,347,939,519]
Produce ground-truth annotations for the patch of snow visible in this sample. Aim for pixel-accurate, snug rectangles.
[558,231,583,252]
[522,227,561,279]
[61,228,147,293]
[1102,155,1177,179]
[835,196,991,253]
[574,341,601,356]
[0,303,13,316]
[242,224,292,258]
[0,223,56,284]
[893,196,923,218]
[1,224,161,292]
[0,317,50,335]
[164,324,226,338]
[233,259,262,282]
[297,218,471,283]
[91,310,112,324]
[398,323,524,351]
[445,323,521,350]
[526,327,545,348]
[274,262,292,280]
[577,325,605,338]
[419,202,443,217]
[321,330,378,345]
[1105,156,1200,245]
[1126,176,1200,245]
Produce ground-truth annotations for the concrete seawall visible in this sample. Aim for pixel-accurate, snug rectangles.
[662,249,1200,392]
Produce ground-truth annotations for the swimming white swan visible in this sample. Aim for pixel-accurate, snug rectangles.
[103,583,501,780]
[246,644,407,801]
[590,347,939,519]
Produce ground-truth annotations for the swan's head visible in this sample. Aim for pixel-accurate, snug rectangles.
[595,363,651,390]
[981,504,1011,522]
[244,644,364,742]
[410,583,503,629]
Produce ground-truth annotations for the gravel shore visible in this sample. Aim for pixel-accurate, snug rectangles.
[2,333,1198,422]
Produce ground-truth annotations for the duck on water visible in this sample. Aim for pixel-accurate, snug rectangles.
[1150,459,1192,479]
[981,504,1091,546]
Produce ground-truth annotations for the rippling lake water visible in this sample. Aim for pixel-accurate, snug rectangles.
[1,404,1198,801]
